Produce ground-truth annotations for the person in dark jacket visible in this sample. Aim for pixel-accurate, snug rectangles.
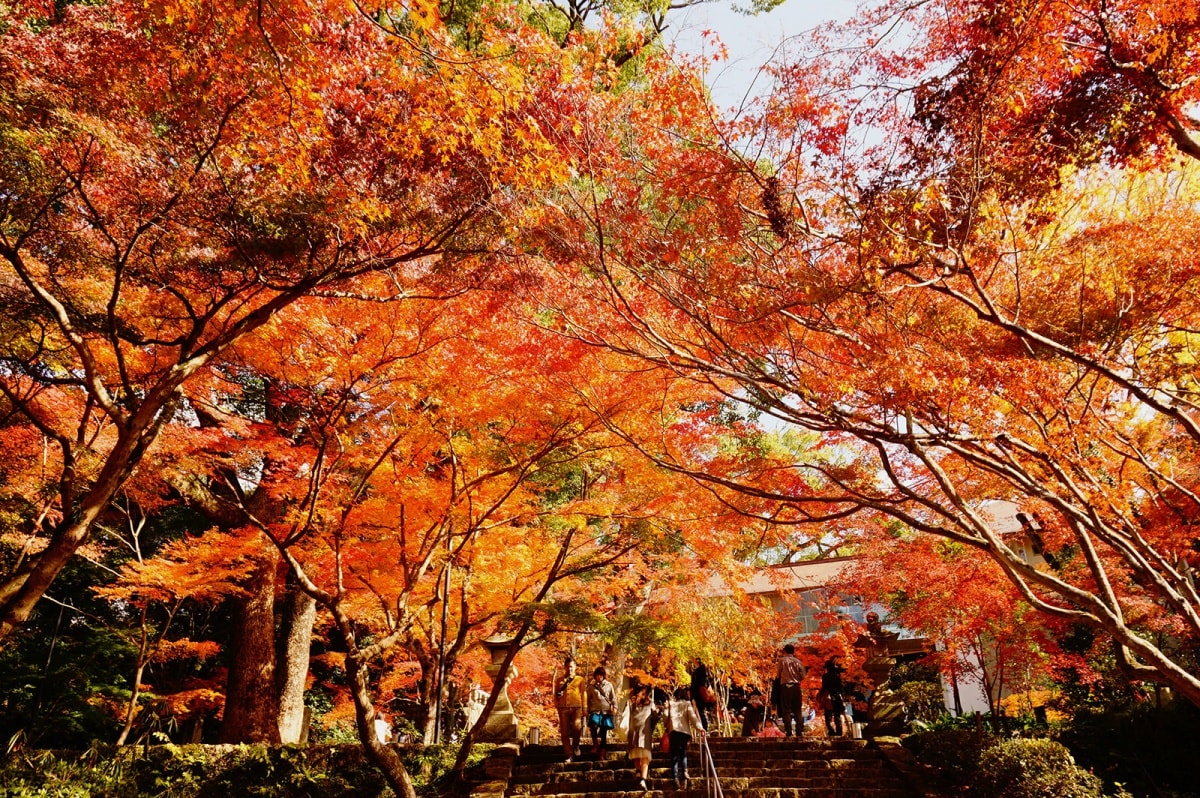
[818,658,846,736]
[689,660,713,730]
[775,644,806,736]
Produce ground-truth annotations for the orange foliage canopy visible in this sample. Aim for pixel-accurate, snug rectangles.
[848,532,1066,714]
[0,0,779,752]
[845,0,1200,194]
[0,0,578,641]
[525,0,1200,710]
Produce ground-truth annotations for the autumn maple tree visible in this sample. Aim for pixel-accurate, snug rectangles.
[848,530,1062,720]
[2,3,815,790]
[0,0,573,643]
[1,0,714,789]
[92,508,251,745]
[529,0,1200,711]
[10,3,1200,789]
[112,259,748,784]
[846,0,1200,196]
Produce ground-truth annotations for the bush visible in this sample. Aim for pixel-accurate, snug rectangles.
[0,743,473,797]
[975,738,1103,798]
[903,727,998,792]
[1058,697,1200,797]
[896,681,946,725]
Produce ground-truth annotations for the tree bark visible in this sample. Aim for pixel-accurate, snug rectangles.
[341,629,418,798]
[219,545,282,743]
[412,641,438,744]
[276,574,317,744]
[410,604,470,744]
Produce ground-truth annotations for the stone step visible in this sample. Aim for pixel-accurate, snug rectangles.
[509,787,917,798]
[518,742,869,757]
[509,772,909,788]
[510,777,909,795]
[715,791,917,798]
[517,740,872,760]
[512,764,895,784]
[508,760,910,795]
[513,769,895,780]
[493,739,927,798]
[513,753,889,774]
[513,761,883,775]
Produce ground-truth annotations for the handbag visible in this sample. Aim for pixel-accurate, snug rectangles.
[659,734,671,752]
[590,711,614,730]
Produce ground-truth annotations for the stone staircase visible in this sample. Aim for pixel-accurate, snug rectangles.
[469,736,937,798]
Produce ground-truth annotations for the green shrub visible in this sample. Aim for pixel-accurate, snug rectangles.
[0,741,497,798]
[1058,698,1200,797]
[903,727,998,791]
[975,738,1103,798]
[897,681,947,725]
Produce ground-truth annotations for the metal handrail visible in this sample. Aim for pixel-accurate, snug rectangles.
[698,734,724,798]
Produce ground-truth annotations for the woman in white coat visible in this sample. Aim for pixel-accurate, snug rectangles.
[665,686,705,788]
[626,684,658,790]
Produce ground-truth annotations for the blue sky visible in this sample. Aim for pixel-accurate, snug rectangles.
[665,0,858,108]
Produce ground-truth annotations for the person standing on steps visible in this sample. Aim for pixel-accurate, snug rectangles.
[587,666,617,758]
[775,643,806,737]
[555,657,587,762]
[818,658,846,737]
[689,659,713,731]
[626,684,658,791]
[666,686,706,789]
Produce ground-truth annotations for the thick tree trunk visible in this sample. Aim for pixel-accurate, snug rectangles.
[417,646,460,744]
[219,546,281,743]
[360,723,417,798]
[418,660,438,744]
[0,514,104,639]
[276,575,316,743]
[408,633,442,744]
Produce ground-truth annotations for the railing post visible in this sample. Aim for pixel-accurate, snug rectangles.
[699,736,724,798]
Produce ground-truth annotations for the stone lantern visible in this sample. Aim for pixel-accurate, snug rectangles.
[478,636,520,742]
[854,612,905,736]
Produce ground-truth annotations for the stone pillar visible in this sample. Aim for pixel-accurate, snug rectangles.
[855,612,905,737]
[479,636,520,742]
[863,652,904,736]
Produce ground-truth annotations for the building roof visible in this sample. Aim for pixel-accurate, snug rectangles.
[739,557,856,596]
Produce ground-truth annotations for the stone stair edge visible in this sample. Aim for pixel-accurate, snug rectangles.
[511,787,912,792]
[470,737,931,798]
